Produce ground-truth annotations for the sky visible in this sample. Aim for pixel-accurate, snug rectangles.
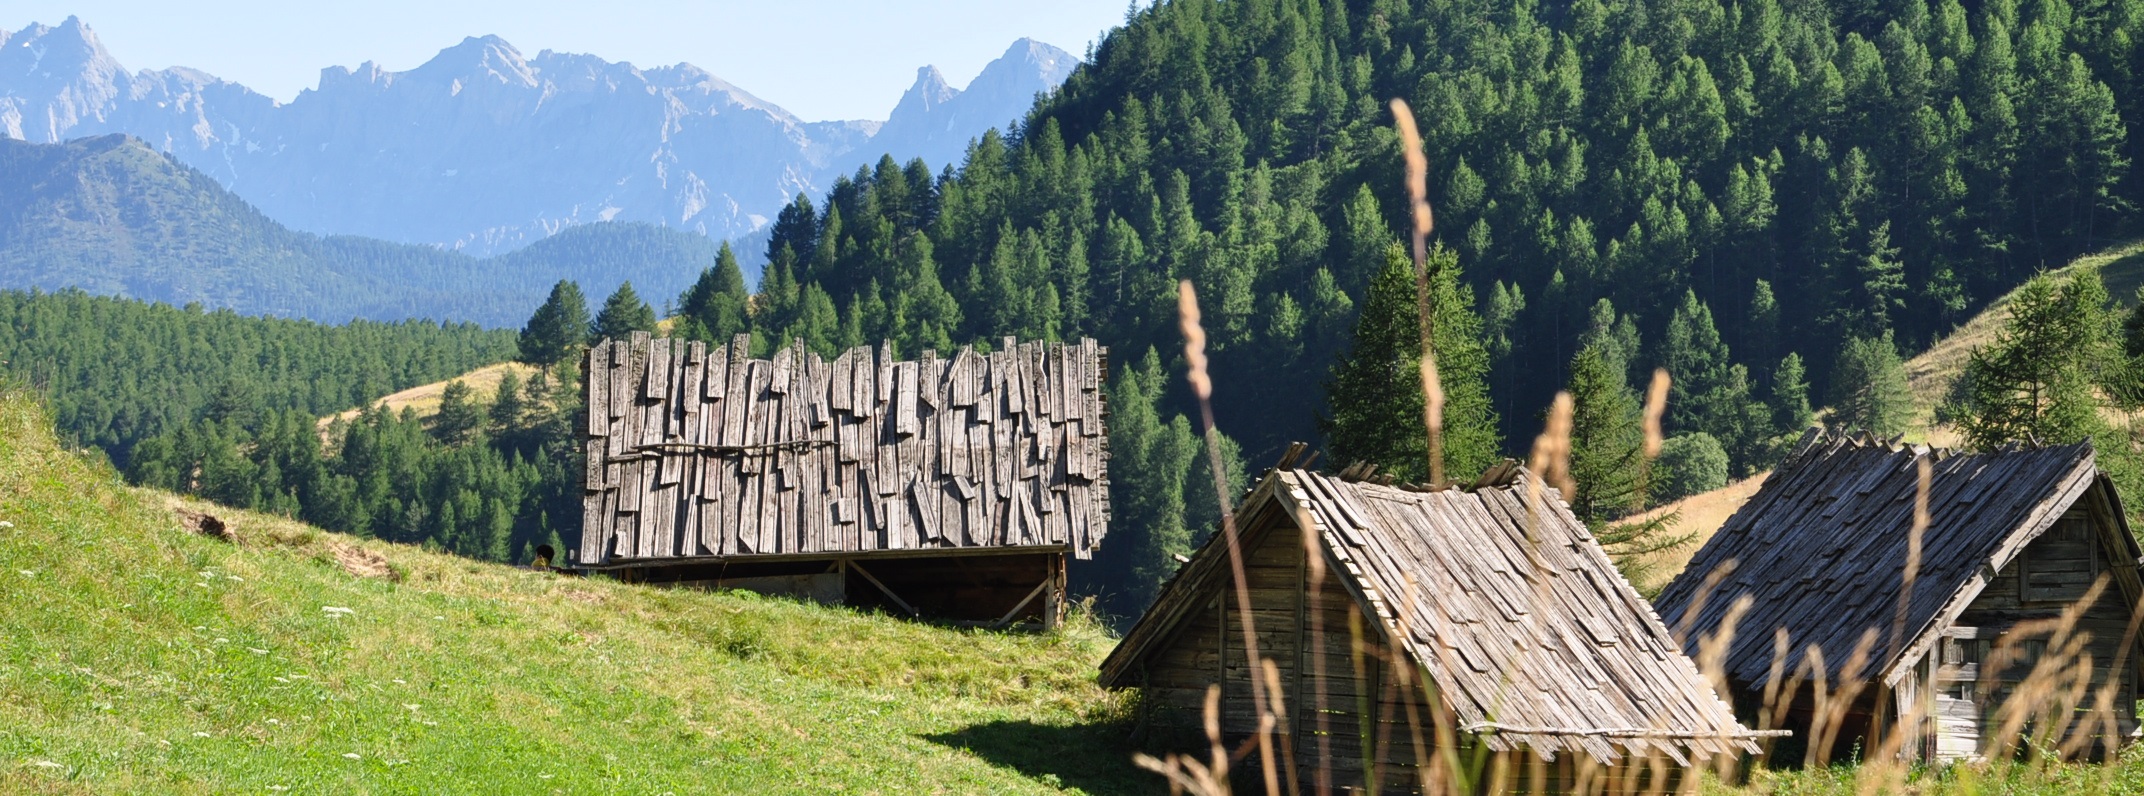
[7,1,1138,121]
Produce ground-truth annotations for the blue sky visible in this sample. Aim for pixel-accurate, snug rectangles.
[9,1,1138,121]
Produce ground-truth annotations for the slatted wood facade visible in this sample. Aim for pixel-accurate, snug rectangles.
[577,333,1109,622]
[1102,459,1768,792]
[1653,431,2144,762]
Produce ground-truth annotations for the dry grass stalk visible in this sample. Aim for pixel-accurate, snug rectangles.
[1134,684,1231,795]
[1174,279,1280,794]
[1643,369,1670,459]
[1288,502,1335,796]
[1985,577,2111,761]
[1388,98,1444,487]
[1527,392,1576,508]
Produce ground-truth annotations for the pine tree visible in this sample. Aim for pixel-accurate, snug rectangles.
[1321,244,1501,483]
[590,282,659,342]
[517,280,588,366]
[1828,332,1915,436]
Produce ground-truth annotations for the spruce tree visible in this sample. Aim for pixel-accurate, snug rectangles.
[1770,352,1814,436]
[1657,433,1729,502]
[676,243,750,344]
[1566,341,1649,527]
[590,282,658,342]
[517,280,588,366]
[1322,244,1501,483]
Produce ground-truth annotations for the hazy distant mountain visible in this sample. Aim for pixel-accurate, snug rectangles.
[858,38,1079,176]
[0,134,719,326]
[0,18,1077,257]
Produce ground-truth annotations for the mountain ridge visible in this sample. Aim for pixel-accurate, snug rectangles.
[0,17,1078,256]
[0,133,718,326]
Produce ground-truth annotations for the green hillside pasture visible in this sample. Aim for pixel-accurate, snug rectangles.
[0,390,1144,794]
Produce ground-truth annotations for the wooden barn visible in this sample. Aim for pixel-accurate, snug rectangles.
[1654,431,2144,762]
[576,332,1109,627]
[1101,456,1770,793]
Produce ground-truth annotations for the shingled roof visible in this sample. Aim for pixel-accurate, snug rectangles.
[578,333,1109,567]
[1102,463,1767,763]
[1654,430,2136,690]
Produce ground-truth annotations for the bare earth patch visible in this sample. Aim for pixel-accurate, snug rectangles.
[328,542,397,580]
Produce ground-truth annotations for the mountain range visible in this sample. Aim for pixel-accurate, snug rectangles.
[0,17,1076,256]
[0,133,719,325]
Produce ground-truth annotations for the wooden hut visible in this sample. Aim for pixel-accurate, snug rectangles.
[1100,456,1769,793]
[1654,431,2144,762]
[577,332,1109,627]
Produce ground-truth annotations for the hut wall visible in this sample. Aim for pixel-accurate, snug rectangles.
[1928,505,2140,759]
[1135,511,1305,770]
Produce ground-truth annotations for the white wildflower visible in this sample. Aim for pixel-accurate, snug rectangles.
[343,753,361,761]
[0,521,15,528]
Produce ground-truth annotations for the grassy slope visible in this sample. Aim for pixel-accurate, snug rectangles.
[318,362,539,430]
[0,391,1146,794]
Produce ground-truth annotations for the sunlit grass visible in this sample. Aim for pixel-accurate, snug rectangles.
[0,390,1140,794]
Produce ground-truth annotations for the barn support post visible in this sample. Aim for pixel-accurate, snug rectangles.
[1045,551,1066,630]
[847,560,919,616]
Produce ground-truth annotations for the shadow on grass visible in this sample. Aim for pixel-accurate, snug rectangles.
[924,718,1158,795]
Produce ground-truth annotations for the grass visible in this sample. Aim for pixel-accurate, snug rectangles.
[0,390,1147,794]
[1621,473,1770,594]
[316,361,538,430]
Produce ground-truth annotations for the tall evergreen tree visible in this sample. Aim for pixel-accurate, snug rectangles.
[591,282,659,342]
[676,243,751,344]
[1952,272,2115,447]
[1828,332,1915,436]
[1321,244,1501,483]
[517,280,589,366]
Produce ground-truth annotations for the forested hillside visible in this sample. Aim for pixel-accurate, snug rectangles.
[0,135,723,326]
[0,289,580,563]
[675,0,2141,612]
[725,0,2136,460]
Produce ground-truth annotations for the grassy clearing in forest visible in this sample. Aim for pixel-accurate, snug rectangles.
[0,390,1143,795]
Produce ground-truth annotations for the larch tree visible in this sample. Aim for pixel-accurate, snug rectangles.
[1952,272,2115,448]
